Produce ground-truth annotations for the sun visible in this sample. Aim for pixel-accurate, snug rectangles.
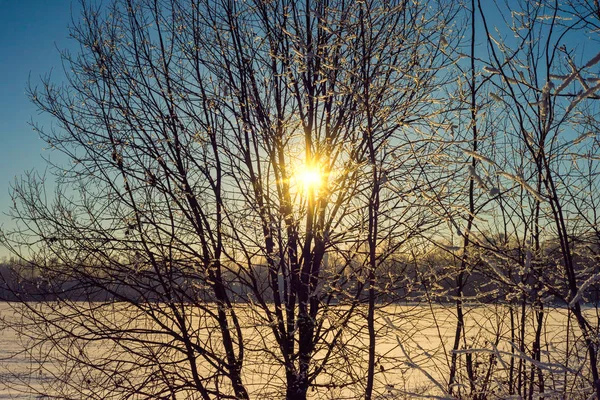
[297,165,323,189]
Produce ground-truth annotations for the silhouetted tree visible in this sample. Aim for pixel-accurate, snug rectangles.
[1,0,455,399]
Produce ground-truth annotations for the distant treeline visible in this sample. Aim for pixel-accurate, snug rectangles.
[2,251,597,305]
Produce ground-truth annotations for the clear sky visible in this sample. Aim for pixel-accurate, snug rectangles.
[0,0,80,258]
[0,1,595,261]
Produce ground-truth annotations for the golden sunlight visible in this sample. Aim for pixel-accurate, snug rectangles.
[297,165,323,190]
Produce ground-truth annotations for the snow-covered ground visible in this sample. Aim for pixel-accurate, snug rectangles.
[0,302,591,399]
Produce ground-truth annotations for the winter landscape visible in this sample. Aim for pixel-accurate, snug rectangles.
[2,0,600,399]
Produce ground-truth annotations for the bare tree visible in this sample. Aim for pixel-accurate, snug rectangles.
[1,0,455,399]
[431,0,600,398]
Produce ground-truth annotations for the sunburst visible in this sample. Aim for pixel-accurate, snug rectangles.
[297,165,322,190]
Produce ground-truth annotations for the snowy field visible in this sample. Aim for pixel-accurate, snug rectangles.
[0,302,592,399]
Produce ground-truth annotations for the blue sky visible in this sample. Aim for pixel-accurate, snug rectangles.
[0,1,596,261]
[0,0,80,258]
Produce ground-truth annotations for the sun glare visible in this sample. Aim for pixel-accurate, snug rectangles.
[297,166,322,189]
